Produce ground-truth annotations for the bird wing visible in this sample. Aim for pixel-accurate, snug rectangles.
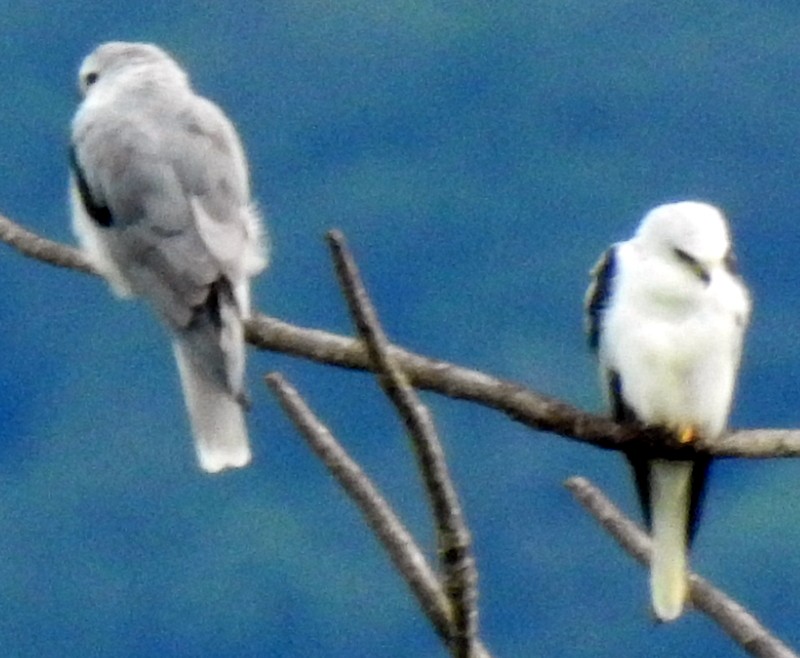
[584,245,617,352]
[70,90,250,330]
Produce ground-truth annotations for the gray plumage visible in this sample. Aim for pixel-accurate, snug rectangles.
[70,42,267,473]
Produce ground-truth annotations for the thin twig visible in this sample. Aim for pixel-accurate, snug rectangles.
[565,476,798,658]
[265,373,493,658]
[326,230,480,658]
[3,214,800,458]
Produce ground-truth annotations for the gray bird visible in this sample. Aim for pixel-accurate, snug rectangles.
[69,42,268,473]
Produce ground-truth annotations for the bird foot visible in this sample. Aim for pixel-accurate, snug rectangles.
[678,426,697,444]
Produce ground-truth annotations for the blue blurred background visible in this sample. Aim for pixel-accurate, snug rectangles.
[1,2,799,656]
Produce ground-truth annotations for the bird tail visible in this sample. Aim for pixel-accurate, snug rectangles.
[649,459,693,621]
[173,338,251,473]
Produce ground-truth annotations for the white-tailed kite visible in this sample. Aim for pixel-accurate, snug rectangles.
[585,201,750,621]
[69,42,268,473]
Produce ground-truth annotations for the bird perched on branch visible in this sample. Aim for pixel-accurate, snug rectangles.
[69,42,268,473]
[585,201,750,621]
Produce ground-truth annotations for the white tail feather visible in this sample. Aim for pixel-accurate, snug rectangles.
[173,340,251,473]
[649,460,693,621]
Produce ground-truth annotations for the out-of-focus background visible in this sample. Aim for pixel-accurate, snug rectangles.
[2,2,798,656]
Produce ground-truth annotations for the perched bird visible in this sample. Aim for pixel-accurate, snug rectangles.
[69,42,268,473]
[585,201,750,621]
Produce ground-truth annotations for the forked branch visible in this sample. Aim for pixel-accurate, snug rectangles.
[266,373,492,658]
[2,212,798,656]
[327,230,480,657]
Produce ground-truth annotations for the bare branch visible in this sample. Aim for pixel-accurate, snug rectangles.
[265,373,493,658]
[4,208,800,655]
[0,212,97,275]
[246,312,637,445]
[2,213,799,458]
[326,230,479,658]
[689,578,797,658]
[710,430,800,459]
[265,372,451,638]
[246,314,800,459]
[565,476,798,658]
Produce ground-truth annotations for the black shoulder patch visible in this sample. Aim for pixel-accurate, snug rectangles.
[69,145,114,228]
[608,369,637,424]
[585,246,617,351]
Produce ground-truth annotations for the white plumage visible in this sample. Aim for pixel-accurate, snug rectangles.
[69,42,267,473]
[586,201,750,621]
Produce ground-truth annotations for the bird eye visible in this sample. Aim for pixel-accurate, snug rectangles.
[673,248,710,284]
[84,71,99,87]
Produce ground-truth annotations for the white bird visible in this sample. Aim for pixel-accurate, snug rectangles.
[69,42,268,473]
[585,201,750,621]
